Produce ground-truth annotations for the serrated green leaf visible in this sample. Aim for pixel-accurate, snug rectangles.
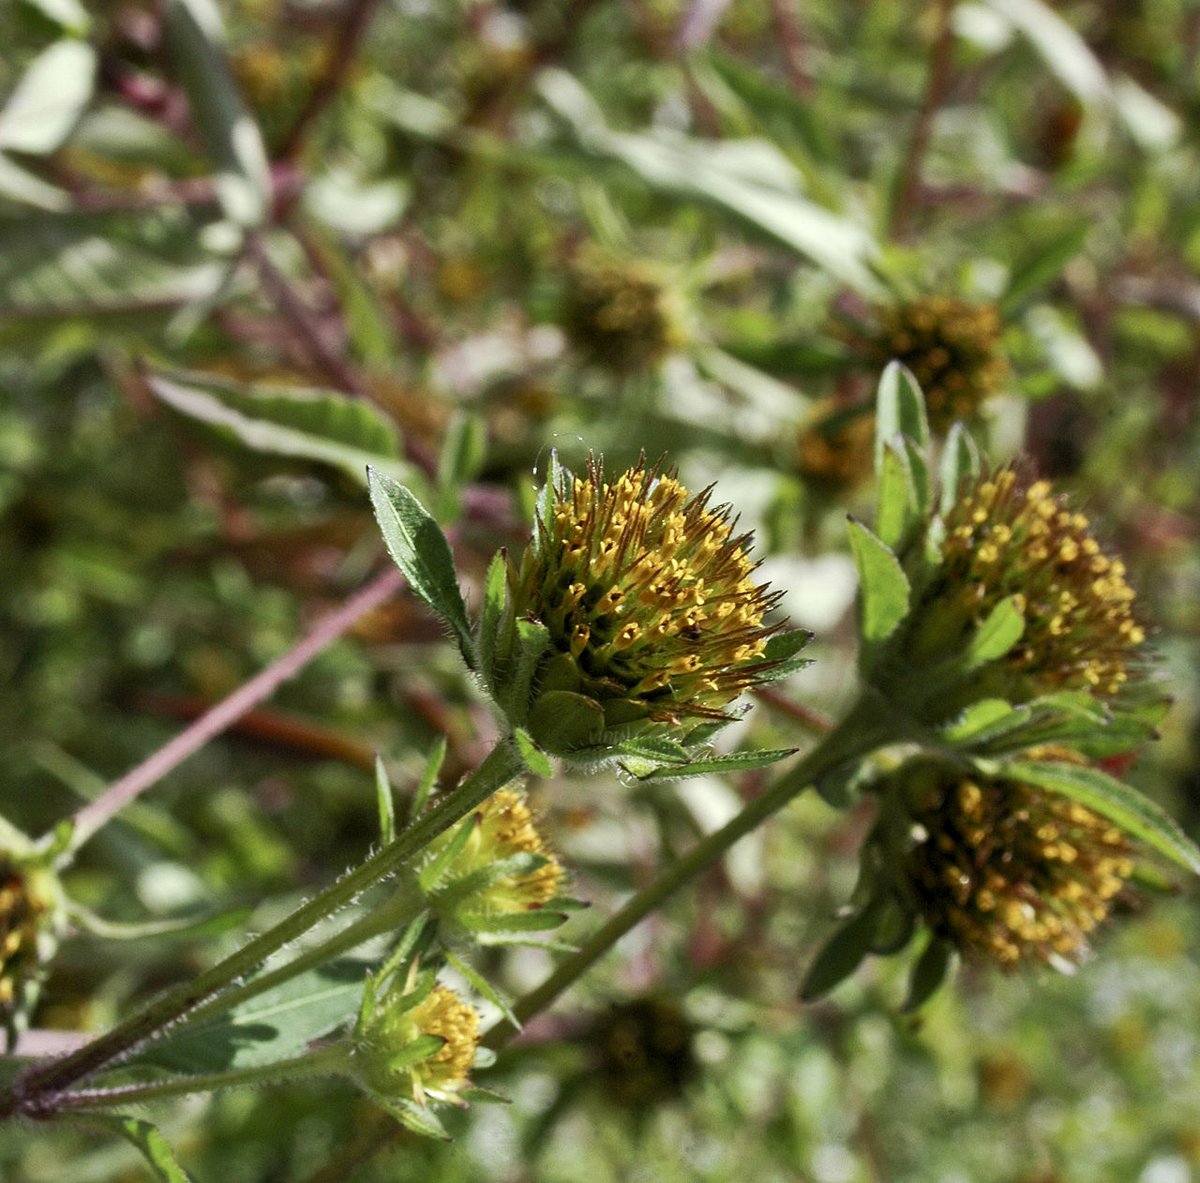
[497,619,551,723]
[77,1115,196,1183]
[512,728,554,778]
[367,469,474,663]
[1003,760,1200,874]
[375,756,396,845]
[150,370,407,484]
[635,747,798,782]
[800,904,882,1001]
[964,595,1026,668]
[847,518,911,664]
[903,936,955,1011]
[134,959,370,1074]
[164,0,271,227]
[0,39,96,156]
[875,361,930,468]
[938,422,981,515]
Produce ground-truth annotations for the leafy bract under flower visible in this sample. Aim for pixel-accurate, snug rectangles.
[938,468,1145,699]
[510,457,781,748]
[904,764,1134,968]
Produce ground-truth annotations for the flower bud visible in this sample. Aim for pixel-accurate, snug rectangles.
[419,786,568,935]
[355,978,480,1107]
[886,757,1135,969]
[877,466,1146,722]
[795,399,875,494]
[588,997,699,1109]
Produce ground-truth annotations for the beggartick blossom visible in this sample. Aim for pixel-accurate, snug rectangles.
[493,457,783,756]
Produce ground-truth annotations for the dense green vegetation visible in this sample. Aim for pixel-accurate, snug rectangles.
[2,0,1199,1180]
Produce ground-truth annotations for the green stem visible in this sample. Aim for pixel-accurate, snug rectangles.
[175,888,426,1032]
[53,1046,352,1112]
[11,740,525,1119]
[484,693,897,1048]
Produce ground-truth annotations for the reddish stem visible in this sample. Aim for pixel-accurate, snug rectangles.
[68,567,404,847]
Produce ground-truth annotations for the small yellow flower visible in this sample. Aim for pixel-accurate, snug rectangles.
[937,467,1144,699]
[902,764,1134,968]
[0,853,64,1029]
[422,786,565,921]
[508,456,781,751]
[562,251,685,373]
[867,296,1005,431]
[356,980,480,1106]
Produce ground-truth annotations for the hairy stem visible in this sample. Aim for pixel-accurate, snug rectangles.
[485,693,896,1047]
[11,741,524,1118]
[54,1046,351,1111]
[69,567,404,849]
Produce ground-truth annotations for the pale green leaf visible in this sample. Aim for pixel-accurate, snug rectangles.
[78,1115,196,1183]
[150,370,408,484]
[847,518,911,660]
[375,756,396,845]
[938,422,981,515]
[633,747,798,782]
[874,361,930,468]
[964,595,1026,667]
[513,728,554,778]
[367,469,474,661]
[0,40,96,155]
[985,0,1110,104]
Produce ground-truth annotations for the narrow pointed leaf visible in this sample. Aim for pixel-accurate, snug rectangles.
[876,442,917,550]
[875,361,929,469]
[376,756,396,845]
[1003,760,1200,874]
[800,904,882,1001]
[903,937,955,1011]
[445,949,521,1029]
[938,422,981,515]
[847,518,911,664]
[476,552,509,695]
[375,1097,451,1141]
[77,1115,196,1183]
[411,736,447,821]
[0,39,97,155]
[368,469,474,663]
[635,748,798,782]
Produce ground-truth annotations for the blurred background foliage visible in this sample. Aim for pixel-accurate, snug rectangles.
[1,0,1199,1179]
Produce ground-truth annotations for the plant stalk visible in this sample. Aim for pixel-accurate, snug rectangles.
[53,1046,351,1111]
[485,693,897,1047]
[10,740,525,1119]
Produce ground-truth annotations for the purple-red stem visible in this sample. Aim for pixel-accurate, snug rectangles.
[68,567,404,847]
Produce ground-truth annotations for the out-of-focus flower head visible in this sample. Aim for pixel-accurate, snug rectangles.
[866,296,1005,431]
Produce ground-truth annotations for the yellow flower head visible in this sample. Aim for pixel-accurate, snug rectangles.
[511,456,781,749]
[562,251,684,373]
[423,786,565,920]
[357,981,479,1106]
[903,766,1134,968]
[868,296,1005,431]
[938,467,1145,699]
[0,853,64,1029]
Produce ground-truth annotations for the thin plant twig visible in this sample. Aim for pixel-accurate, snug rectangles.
[68,567,404,848]
[890,0,957,241]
